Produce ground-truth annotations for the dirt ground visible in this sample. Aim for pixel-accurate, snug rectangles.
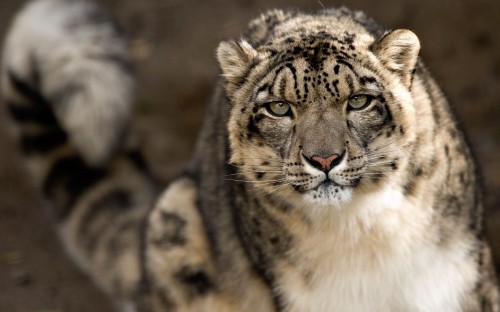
[0,0,499,311]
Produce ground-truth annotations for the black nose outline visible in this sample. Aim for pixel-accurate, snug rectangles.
[303,150,346,172]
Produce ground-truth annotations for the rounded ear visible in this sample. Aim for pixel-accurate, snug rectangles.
[216,39,257,95]
[372,29,420,88]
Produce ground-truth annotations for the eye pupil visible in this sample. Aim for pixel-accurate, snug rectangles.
[268,102,291,116]
[348,95,371,110]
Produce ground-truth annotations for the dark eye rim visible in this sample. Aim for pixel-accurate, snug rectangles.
[346,94,374,112]
[264,101,293,117]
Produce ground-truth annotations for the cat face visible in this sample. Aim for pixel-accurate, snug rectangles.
[218,11,420,206]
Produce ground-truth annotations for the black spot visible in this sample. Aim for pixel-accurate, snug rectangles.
[254,113,264,124]
[390,161,398,170]
[257,83,270,94]
[269,236,280,245]
[127,150,150,173]
[415,167,423,176]
[382,103,393,125]
[43,156,107,220]
[247,116,261,137]
[333,64,340,75]
[256,171,265,179]
[152,212,187,248]
[175,266,214,297]
[336,58,353,71]
[360,76,377,85]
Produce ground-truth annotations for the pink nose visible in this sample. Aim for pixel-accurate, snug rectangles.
[310,154,341,172]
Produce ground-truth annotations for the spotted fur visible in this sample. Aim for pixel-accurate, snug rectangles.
[2,1,499,311]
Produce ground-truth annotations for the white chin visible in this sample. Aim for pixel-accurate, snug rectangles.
[302,183,353,206]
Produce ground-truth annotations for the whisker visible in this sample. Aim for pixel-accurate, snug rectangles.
[259,183,292,198]
[370,138,403,152]
[365,161,396,167]
[223,178,287,184]
[225,171,284,176]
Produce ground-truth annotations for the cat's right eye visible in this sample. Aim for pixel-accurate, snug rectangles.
[265,102,292,117]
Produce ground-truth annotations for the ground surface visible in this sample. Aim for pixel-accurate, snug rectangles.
[0,0,499,311]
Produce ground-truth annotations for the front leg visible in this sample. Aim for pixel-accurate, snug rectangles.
[141,177,272,312]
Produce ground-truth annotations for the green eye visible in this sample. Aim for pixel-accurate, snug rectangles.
[347,95,372,110]
[266,102,292,117]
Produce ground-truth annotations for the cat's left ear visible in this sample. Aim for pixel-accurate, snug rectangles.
[216,39,258,95]
[372,29,420,88]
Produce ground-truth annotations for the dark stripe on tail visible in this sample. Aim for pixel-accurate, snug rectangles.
[127,150,149,172]
[8,70,51,110]
[20,129,67,154]
[43,156,107,220]
[7,70,68,154]
[78,189,133,255]
[7,101,57,125]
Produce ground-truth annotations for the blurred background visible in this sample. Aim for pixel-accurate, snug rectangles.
[0,0,499,310]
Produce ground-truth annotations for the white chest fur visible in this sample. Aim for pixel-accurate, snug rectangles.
[276,185,476,312]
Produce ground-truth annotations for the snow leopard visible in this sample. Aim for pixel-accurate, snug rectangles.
[2,0,499,311]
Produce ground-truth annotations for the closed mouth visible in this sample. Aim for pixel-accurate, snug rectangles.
[292,177,340,193]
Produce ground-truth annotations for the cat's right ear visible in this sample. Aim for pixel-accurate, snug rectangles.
[216,39,257,96]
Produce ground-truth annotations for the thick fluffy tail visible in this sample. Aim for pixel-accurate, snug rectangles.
[2,0,157,309]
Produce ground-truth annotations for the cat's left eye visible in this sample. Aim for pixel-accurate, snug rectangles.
[347,95,372,110]
[265,102,292,117]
